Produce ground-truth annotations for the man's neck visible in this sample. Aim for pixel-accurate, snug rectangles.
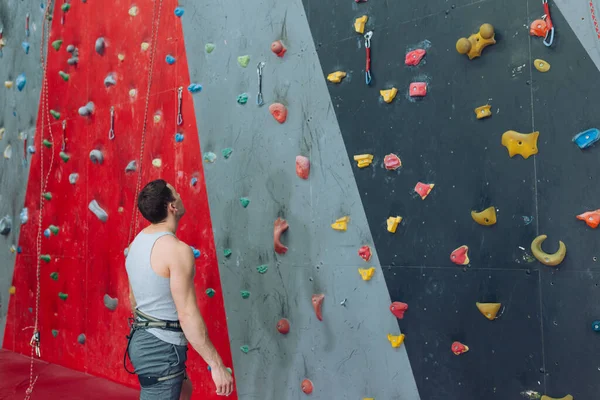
[149,219,178,234]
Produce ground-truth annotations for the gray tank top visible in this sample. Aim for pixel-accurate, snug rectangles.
[126,231,187,346]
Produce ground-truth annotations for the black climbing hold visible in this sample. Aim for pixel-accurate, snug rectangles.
[95,37,106,55]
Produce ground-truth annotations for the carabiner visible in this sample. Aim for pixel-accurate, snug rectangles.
[364,31,373,85]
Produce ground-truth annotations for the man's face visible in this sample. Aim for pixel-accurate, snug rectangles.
[167,183,185,218]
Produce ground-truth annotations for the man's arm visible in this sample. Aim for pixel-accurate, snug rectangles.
[128,282,137,311]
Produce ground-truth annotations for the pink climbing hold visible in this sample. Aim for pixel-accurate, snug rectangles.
[384,153,401,170]
[409,82,427,97]
[405,49,426,66]
[296,155,310,179]
[271,40,287,57]
[276,318,290,334]
[358,245,372,262]
[274,217,289,254]
[269,103,288,124]
[390,302,408,319]
[312,294,324,321]
[451,341,469,355]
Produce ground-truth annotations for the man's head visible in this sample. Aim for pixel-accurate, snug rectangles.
[137,179,185,224]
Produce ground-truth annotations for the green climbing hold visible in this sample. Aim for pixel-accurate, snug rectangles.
[40,254,51,263]
[50,110,60,120]
[51,329,59,337]
[240,345,249,353]
[50,272,59,280]
[205,43,215,53]
[203,152,217,163]
[256,264,268,274]
[237,93,248,105]
[206,288,216,297]
[58,292,68,301]
[223,248,232,257]
[51,40,63,51]
[43,139,53,148]
[241,290,250,299]
[42,192,52,200]
[48,225,59,235]
[240,197,250,208]
[59,152,70,162]
[61,3,71,11]
[222,148,233,159]
[59,71,69,81]
[237,55,250,68]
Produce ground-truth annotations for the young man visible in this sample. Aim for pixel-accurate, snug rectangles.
[125,179,234,399]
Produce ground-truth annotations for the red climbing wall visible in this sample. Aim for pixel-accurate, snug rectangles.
[2,1,236,398]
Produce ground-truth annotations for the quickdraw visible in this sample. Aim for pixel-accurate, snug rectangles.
[530,0,554,47]
[364,31,372,85]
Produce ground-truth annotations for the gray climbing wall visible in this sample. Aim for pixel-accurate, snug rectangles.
[0,1,43,346]
[555,0,600,72]
[179,0,420,398]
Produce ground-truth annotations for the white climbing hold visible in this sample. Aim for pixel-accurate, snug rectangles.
[125,160,137,172]
[152,158,162,168]
[89,149,103,164]
[129,89,137,98]
[0,128,5,139]
[104,73,116,87]
[78,101,95,116]
[19,208,28,224]
[117,53,125,61]
[128,6,139,16]
[88,200,108,222]
[153,112,162,123]
[141,42,150,51]
[69,173,79,184]
[3,145,12,159]
[0,216,12,235]
[27,146,35,154]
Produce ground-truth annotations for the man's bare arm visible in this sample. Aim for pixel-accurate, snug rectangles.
[129,282,137,311]
[170,242,225,369]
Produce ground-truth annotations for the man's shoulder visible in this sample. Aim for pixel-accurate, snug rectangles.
[155,235,193,258]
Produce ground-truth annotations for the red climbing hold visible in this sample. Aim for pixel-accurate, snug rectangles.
[312,294,324,321]
[301,378,314,394]
[414,182,434,199]
[271,40,287,57]
[450,245,470,265]
[296,155,310,179]
[358,245,372,262]
[277,318,290,334]
[409,82,427,97]
[274,217,289,254]
[451,341,469,355]
[269,103,288,124]
[577,210,600,229]
[390,302,408,319]
[384,153,401,170]
[405,49,426,66]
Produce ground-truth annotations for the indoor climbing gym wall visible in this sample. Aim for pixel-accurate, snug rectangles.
[2,0,600,399]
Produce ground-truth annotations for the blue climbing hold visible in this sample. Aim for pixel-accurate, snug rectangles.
[191,246,201,259]
[593,320,600,332]
[44,228,51,238]
[166,55,176,65]
[27,146,35,154]
[174,7,184,17]
[188,83,202,93]
[175,133,184,142]
[16,74,26,91]
[572,128,600,149]
[190,177,198,186]
[22,42,30,54]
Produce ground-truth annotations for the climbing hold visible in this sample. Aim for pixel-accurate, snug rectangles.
[593,320,600,332]
[540,396,573,400]
[51,329,58,337]
[61,3,71,11]
[450,245,470,265]
[191,247,201,258]
[69,173,79,184]
[222,148,233,159]
[125,160,137,172]
[128,6,139,16]
[89,149,103,164]
[240,290,250,299]
[50,272,59,280]
[474,105,492,119]
[387,216,402,233]
[405,49,426,66]
[50,110,60,120]
[353,154,374,168]
[276,318,290,334]
[274,217,289,255]
[414,182,434,200]
[205,43,215,53]
[104,73,116,87]
[476,302,502,320]
[390,302,408,319]
[79,101,95,116]
[16,74,26,91]
[471,206,497,226]
[10,246,22,254]
[240,197,250,208]
[358,267,375,281]
[240,345,249,353]
[224,248,232,257]
[4,81,13,89]
[354,15,368,34]
[236,93,248,104]
[256,264,268,274]
[295,155,310,179]
[44,225,59,237]
[206,288,216,297]
[52,39,63,51]
[59,152,70,162]
[0,128,4,140]
[409,82,427,97]
[531,235,566,266]
[43,139,53,148]
[190,177,198,186]
[501,130,540,159]
[165,54,175,64]
[58,292,68,301]
[95,37,106,55]
[577,210,600,228]
[203,152,217,163]
[152,158,162,167]
[456,23,496,59]
[77,334,86,344]
[8,286,16,295]
[3,145,11,159]
[384,153,401,170]
[331,216,350,231]
[380,87,398,103]
[271,40,287,57]
[301,379,314,394]
[237,55,250,67]
[174,7,184,17]
[0,216,12,235]
[358,245,372,262]
[188,83,202,93]
[327,71,347,83]
[89,200,108,222]
[20,208,28,224]
[59,71,69,81]
[269,103,288,123]
[42,192,52,200]
[534,59,551,72]
[451,341,469,355]
[175,133,184,142]
[387,333,405,348]
[572,128,600,149]
[117,54,125,62]
[22,42,30,54]
[66,44,75,53]
[312,294,325,321]
[141,42,150,51]
[103,294,118,311]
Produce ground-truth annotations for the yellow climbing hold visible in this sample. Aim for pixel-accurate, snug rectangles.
[354,15,368,34]
[141,42,150,51]
[3,144,12,159]
[118,207,124,213]
[0,128,4,139]
[476,302,502,320]
[129,89,137,98]
[531,235,567,266]
[118,53,126,61]
[9,286,16,295]
[331,216,350,231]
[501,130,539,159]
[327,71,347,84]
[471,206,497,226]
[358,267,375,281]
[353,154,373,168]
[153,113,162,123]
[380,88,398,103]
[541,396,573,400]
[386,216,402,233]
[534,59,551,73]
[387,333,405,348]
[128,6,139,16]
[4,81,13,88]
[152,158,162,168]
[474,104,492,119]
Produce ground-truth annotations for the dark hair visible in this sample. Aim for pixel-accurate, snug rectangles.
[137,179,175,224]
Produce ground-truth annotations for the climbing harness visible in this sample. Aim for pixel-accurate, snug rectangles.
[108,106,115,140]
[176,86,183,126]
[364,31,372,85]
[530,0,554,46]
[256,61,265,106]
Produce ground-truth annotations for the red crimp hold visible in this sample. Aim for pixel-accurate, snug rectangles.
[312,294,324,321]
[409,82,427,97]
[390,302,408,319]
[405,49,426,66]
[277,318,290,334]
[450,245,470,265]
[269,102,288,123]
[271,40,287,57]
[301,379,314,394]
[296,155,310,179]
[384,153,401,170]
[451,341,469,355]
[414,182,434,199]
[358,245,372,262]
[577,210,600,229]
[274,217,289,254]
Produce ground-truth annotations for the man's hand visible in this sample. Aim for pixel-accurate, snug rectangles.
[211,365,234,396]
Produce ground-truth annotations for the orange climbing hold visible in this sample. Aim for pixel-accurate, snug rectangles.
[358,245,372,262]
[312,294,325,321]
[451,341,469,355]
[277,318,290,334]
[451,245,469,265]
[274,217,289,254]
[301,379,314,394]
[271,40,287,57]
[296,155,310,179]
[390,302,408,319]
[414,182,434,200]
[577,210,600,229]
[269,103,288,124]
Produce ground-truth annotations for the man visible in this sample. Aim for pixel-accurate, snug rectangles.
[125,179,234,399]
